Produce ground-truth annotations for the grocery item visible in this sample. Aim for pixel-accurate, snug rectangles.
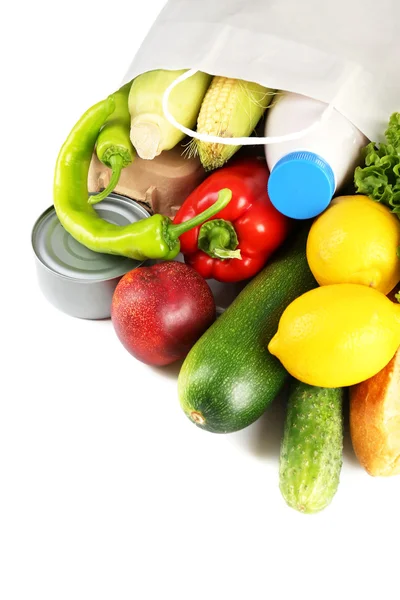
[173,158,289,282]
[89,82,135,205]
[350,347,400,477]
[280,380,344,514]
[178,227,317,433]
[88,144,206,219]
[355,112,400,228]
[38,0,400,513]
[53,96,233,261]
[306,195,400,294]
[128,69,212,160]
[264,92,367,219]
[268,284,400,387]
[111,262,216,366]
[193,76,273,170]
[31,194,148,320]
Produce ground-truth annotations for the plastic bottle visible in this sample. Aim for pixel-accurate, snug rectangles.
[264,92,368,220]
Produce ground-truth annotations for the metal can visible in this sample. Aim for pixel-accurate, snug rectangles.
[31,193,150,319]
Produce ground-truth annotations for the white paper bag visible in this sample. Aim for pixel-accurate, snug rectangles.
[122,0,400,142]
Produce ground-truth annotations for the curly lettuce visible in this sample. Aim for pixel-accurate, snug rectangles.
[354,112,400,259]
[354,112,400,214]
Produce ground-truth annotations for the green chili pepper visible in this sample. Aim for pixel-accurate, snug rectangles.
[53,96,232,261]
[89,82,135,205]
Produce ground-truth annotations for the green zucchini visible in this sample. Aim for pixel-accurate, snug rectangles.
[177,227,317,433]
[279,380,344,514]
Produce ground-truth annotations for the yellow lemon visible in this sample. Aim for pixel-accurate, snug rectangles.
[268,284,400,388]
[307,195,400,294]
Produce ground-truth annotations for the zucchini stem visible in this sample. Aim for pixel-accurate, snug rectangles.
[191,411,205,425]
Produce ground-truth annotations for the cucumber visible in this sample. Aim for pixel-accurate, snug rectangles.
[279,380,344,514]
[178,227,317,433]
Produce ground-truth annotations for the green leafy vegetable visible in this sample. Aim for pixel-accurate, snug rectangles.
[354,112,400,215]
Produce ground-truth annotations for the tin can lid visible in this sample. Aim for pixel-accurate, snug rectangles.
[32,193,150,281]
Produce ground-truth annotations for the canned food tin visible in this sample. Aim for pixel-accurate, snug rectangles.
[31,193,150,319]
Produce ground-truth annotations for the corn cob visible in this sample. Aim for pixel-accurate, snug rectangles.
[129,69,212,160]
[194,77,274,170]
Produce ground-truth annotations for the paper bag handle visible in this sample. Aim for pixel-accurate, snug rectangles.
[161,69,335,146]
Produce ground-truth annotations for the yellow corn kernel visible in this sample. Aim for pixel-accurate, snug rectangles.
[195,76,274,170]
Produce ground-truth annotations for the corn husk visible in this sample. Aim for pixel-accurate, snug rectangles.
[192,77,274,170]
[129,69,212,160]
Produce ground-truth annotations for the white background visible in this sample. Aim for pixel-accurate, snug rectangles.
[2,1,399,599]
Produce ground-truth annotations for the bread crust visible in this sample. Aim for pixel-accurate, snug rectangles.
[350,348,400,476]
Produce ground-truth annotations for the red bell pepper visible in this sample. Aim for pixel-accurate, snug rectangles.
[173,158,290,282]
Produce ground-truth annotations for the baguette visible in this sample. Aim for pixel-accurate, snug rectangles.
[350,347,400,476]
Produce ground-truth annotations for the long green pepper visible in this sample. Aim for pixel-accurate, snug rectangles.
[89,81,135,205]
[53,96,232,261]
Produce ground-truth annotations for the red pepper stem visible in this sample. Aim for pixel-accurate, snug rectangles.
[167,188,233,241]
[206,225,242,260]
[88,154,124,205]
[198,218,241,260]
[213,247,242,260]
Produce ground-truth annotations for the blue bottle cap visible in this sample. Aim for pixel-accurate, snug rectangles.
[267,151,336,220]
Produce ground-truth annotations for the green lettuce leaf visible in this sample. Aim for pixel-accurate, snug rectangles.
[354,112,400,214]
